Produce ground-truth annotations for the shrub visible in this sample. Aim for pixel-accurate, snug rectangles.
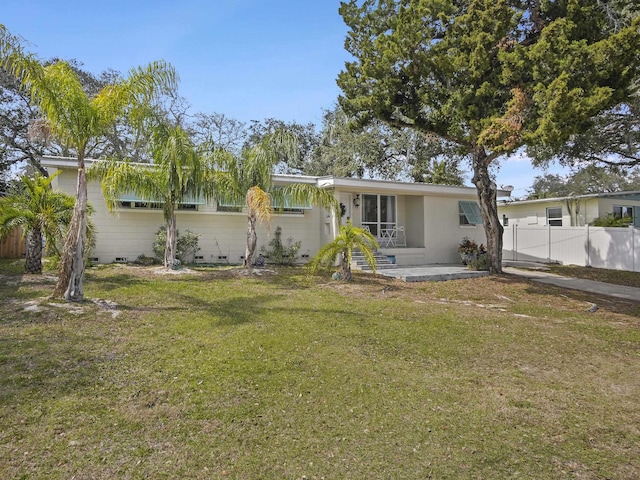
[135,254,157,265]
[591,214,633,227]
[466,253,491,271]
[153,226,200,264]
[260,226,301,265]
[457,236,487,265]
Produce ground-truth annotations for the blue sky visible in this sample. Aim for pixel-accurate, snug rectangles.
[3,0,567,195]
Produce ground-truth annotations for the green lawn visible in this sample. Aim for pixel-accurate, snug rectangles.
[1,262,639,479]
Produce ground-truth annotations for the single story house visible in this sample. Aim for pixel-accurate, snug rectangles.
[498,191,640,228]
[43,156,510,266]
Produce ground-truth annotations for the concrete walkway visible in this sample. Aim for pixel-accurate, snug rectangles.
[503,264,640,302]
[375,261,640,302]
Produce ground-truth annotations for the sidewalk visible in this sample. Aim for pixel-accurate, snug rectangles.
[503,264,640,302]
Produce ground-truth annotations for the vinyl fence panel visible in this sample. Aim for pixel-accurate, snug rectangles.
[503,225,640,272]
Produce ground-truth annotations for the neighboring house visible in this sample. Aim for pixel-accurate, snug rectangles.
[43,156,510,266]
[498,191,640,228]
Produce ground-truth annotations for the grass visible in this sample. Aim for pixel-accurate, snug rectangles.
[1,261,639,479]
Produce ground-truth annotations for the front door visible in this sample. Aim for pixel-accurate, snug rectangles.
[338,193,352,225]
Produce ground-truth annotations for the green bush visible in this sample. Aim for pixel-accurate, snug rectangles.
[457,237,486,256]
[153,226,200,264]
[466,253,491,271]
[457,237,487,266]
[591,214,633,227]
[260,226,301,266]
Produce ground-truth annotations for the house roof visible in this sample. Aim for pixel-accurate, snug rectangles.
[500,190,640,207]
[40,156,511,199]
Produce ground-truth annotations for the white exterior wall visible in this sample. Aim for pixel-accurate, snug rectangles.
[404,196,425,248]
[500,197,640,228]
[596,198,640,221]
[578,199,597,225]
[499,200,571,226]
[47,159,493,267]
[51,167,326,265]
[423,195,487,264]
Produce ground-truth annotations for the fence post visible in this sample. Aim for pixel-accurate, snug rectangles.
[585,224,590,267]
[514,224,517,261]
[547,223,551,263]
[631,225,636,272]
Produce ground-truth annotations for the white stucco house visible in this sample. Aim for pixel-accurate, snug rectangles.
[498,191,640,228]
[44,156,510,266]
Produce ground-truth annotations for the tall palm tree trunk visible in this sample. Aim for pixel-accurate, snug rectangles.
[25,228,43,274]
[244,214,257,268]
[54,156,88,301]
[164,210,177,268]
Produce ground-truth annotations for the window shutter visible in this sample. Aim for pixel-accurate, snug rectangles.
[459,201,483,225]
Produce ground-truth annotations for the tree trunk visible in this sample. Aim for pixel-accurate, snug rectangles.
[471,148,504,274]
[54,155,87,301]
[25,228,43,274]
[244,214,257,268]
[164,210,177,268]
[340,250,352,281]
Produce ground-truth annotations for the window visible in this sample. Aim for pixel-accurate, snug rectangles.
[117,192,203,211]
[459,201,482,225]
[217,202,243,212]
[272,188,311,215]
[177,203,198,211]
[362,194,396,236]
[546,207,562,226]
[613,205,634,219]
[217,194,244,213]
[118,201,162,209]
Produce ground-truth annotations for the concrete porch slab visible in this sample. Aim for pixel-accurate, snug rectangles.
[374,264,489,282]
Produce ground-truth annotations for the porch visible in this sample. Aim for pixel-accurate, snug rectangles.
[352,248,487,282]
[338,191,426,250]
[375,264,489,282]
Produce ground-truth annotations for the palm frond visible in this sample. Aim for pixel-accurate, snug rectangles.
[92,60,177,129]
[279,183,340,216]
[246,186,273,231]
[0,173,76,251]
[309,220,379,276]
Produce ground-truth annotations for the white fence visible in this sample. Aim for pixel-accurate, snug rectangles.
[503,225,640,272]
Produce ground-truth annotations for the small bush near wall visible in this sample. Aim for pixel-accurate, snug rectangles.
[466,253,491,271]
[591,214,633,227]
[457,237,489,270]
[153,226,201,264]
[260,226,301,265]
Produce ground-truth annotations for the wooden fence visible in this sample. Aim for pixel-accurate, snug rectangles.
[0,227,26,259]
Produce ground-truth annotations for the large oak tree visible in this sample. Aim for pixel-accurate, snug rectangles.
[337,0,640,272]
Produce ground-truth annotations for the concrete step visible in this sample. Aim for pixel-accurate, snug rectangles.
[352,249,397,271]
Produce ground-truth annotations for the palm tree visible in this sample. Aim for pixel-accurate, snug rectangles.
[309,219,379,281]
[214,130,339,267]
[0,173,75,274]
[1,24,176,301]
[90,123,219,268]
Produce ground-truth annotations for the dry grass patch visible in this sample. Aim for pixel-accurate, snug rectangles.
[546,264,640,289]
